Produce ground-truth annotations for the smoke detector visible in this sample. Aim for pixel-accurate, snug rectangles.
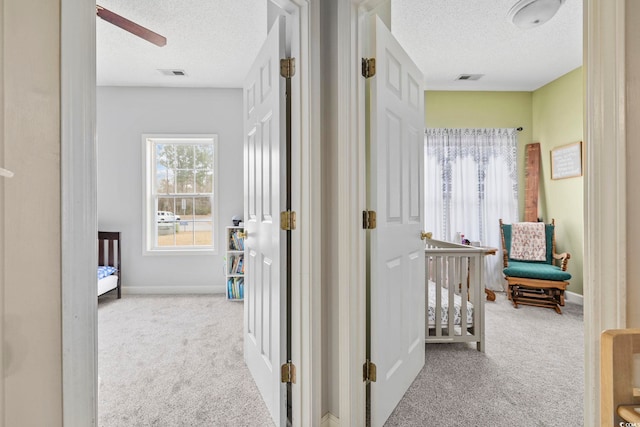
[508,0,565,29]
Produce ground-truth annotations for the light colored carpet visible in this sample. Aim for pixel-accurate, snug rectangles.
[385,293,584,426]
[98,294,274,427]
[99,293,583,426]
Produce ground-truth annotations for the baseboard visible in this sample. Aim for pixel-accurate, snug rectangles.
[321,412,339,427]
[122,285,226,295]
[565,290,584,306]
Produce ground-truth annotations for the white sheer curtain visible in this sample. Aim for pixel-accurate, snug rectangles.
[424,128,519,290]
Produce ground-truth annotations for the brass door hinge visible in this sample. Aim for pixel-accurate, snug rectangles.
[362,210,377,230]
[281,210,297,231]
[363,359,377,383]
[281,362,296,384]
[280,57,296,78]
[362,57,376,78]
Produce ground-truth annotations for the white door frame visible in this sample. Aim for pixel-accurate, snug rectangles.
[335,1,390,425]
[60,1,320,425]
[583,0,627,424]
[60,1,98,424]
[337,0,627,426]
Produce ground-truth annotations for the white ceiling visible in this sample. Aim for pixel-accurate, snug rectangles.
[96,0,582,91]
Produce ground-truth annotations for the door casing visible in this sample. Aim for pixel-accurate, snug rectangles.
[336,0,626,426]
[59,1,320,426]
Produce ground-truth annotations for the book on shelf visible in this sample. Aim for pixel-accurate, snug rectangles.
[230,255,243,275]
[227,277,245,300]
[228,229,245,251]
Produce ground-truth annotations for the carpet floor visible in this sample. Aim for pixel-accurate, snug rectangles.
[386,293,584,426]
[99,292,583,426]
[98,294,274,427]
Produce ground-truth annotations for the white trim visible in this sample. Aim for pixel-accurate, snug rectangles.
[565,290,584,306]
[337,2,366,426]
[584,0,627,425]
[264,1,317,424]
[61,0,98,425]
[337,2,392,425]
[320,412,340,427]
[120,286,226,295]
[289,0,322,425]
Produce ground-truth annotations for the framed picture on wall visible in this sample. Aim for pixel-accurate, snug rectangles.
[551,141,583,180]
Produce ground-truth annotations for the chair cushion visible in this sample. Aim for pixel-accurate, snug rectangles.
[504,261,571,281]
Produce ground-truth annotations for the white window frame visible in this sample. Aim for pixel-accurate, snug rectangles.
[142,134,219,256]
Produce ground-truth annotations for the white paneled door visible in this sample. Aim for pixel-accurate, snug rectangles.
[367,16,426,427]
[243,16,287,426]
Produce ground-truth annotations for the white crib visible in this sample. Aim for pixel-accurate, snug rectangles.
[424,239,492,352]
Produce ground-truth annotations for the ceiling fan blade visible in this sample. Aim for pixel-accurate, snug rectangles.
[96,5,166,47]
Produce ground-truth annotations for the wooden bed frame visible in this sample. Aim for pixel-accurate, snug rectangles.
[98,231,121,298]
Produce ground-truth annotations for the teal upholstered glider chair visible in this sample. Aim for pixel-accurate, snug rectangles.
[499,219,571,313]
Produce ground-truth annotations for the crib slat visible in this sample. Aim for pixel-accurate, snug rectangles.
[435,255,442,336]
[460,256,468,336]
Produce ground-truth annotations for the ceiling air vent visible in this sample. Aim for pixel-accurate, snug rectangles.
[158,69,187,77]
[456,74,484,81]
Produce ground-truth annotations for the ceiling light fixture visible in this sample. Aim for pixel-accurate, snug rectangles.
[508,0,565,29]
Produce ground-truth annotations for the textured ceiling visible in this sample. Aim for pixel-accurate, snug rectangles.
[96,0,267,88]
[392,0,582,91]
[96,0,582,91]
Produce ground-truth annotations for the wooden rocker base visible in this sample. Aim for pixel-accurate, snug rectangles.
[507,278,569,314]
[485,288,496,301]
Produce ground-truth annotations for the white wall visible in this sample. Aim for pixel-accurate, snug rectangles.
[97,87,244,292]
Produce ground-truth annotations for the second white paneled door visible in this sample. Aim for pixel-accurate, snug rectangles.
[367,15,426,427]
[243,16,287,427]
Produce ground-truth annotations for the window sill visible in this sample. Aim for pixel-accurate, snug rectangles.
[143,248,217,256]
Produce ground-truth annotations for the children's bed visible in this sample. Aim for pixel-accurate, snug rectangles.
[424,239,491,352]
[98,231,121,298]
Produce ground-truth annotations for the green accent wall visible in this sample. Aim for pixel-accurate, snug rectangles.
[425,68,584,295]
[532,67,584,295]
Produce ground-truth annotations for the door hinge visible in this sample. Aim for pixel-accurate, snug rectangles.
[362,210,377,230]
[280,57,296,78]
[281,210,297,231]
[362,57,376,78]
[281,362,296,384]
[363,359,377,383]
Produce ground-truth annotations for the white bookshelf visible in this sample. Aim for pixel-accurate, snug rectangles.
[225,226,245,301]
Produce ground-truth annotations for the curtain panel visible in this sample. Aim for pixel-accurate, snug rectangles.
[424,128,520,290]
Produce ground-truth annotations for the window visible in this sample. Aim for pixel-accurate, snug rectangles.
[143,135,218,254]
[424,128,519,289]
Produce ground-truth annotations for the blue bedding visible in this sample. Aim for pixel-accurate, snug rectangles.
[98,265,117,280]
